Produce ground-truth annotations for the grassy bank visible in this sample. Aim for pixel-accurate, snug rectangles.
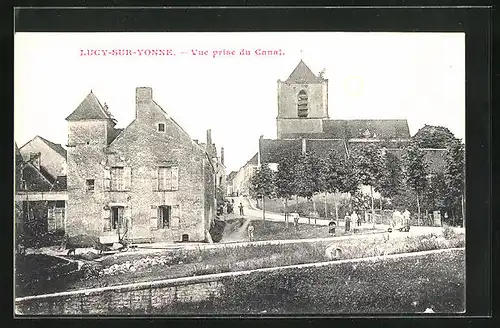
[249,219,379,241]
[113,248,466,314]
[16,228,464,297]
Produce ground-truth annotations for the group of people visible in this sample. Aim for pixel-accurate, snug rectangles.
[217,199,246,217]
[391,209,411,229]
[328,210,362,236]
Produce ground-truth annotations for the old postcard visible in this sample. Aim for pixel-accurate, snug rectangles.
[14,31,465,315]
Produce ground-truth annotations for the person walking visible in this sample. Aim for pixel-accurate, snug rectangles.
[239,202,244,216]
[345,214,351,232]
[352,211,360,227]
[247,222,255,241]
[403,209,411,227]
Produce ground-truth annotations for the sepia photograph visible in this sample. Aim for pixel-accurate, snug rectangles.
[14,31,466,315]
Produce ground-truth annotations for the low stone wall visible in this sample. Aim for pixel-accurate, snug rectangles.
[15,248,464,315]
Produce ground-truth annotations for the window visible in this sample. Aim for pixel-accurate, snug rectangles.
[158,205,171,229]
[104,167,131,191]
[110,167,124,191]
[29,152,40,161]
[86,179,95,191]
[158,123,165,132]
[157,166,179,191]
[297,90,308,117]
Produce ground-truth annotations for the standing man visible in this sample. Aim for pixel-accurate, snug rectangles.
[239,202,244,216]
[345,214,351,233]
[403,209,411,227]
[247,222,255,241]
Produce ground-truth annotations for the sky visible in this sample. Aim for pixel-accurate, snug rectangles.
[14,32,465,173]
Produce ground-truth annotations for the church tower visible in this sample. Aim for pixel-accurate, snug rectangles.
[276,60,329,139]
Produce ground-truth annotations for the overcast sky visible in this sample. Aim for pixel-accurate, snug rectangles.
[14,32,465,172]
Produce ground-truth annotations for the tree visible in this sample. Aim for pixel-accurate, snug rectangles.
[402,142,429,224]
[324,150,360,220]
[412,125,456,148]
[250,163,275,223]
[379,151,403,199]
[295,151,325,223]
[444,138,465,225]
[275,152,299,227]
[351,144,385,226]
[421,172,447,225]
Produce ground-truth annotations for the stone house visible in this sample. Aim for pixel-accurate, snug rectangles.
[19,135,67,179]
[231,153,258,197]
[15,142,67,246]
[65,87,218,244]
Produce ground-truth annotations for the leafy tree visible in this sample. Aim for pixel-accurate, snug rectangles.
[412,125,456,148]
[379,151,403,199]
[275,152,300,226]
[402,142,429,224]
[250,163,275,223]
[351,143,385,225]
[444,138,465,225]
[324,150,360,220]
[295,151,325,222]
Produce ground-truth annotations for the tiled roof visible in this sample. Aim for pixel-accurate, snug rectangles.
[15,143,22,159]
[286,60,323,84]
[227,171,238,182]
[279,132,336,139]
[247,153,258,165]
[37,136,67,158]
[19,163,53,192]
[52,176,67,191]
[322,119,411,140]
[305,139,348,160]
[259,139,303,164]
[66,91,115,122]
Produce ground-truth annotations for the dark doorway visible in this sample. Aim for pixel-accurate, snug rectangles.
[158,205,171,229]
[111,206,124,233]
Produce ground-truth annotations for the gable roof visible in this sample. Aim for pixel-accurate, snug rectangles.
[15,142,22,159]
[66,91,116,122]
[18,162,54,192]
[259,138,303,164]
[36,136,67,158]
[322,119,411,140]
[286,60,323,84]
[227,171,238,182]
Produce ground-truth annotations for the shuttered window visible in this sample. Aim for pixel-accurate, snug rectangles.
[158,166,179,191]
[171,205,180,229]
[297,90,308,118]
[102,208,111,232]
[150,205,158,230]
[106,167,132,191]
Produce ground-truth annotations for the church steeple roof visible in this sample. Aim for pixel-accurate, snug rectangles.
[65,91,116,123]
[286,60,323,84]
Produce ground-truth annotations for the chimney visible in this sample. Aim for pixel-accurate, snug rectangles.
[30,152,41,170]
[136,87,153,117]
[221,147,225,166]
[193,139,198,144]
[206,129,212,146]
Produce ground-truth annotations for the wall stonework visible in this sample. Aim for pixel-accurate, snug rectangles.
[66,88,215,243]
[276,81,328,138]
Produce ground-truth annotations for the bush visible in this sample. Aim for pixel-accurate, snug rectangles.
[442,226,456,240]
